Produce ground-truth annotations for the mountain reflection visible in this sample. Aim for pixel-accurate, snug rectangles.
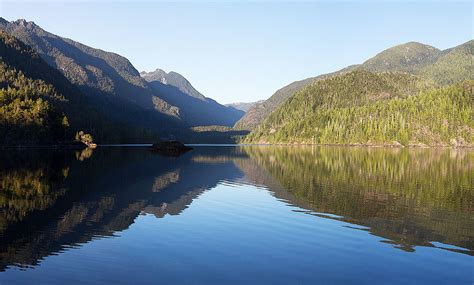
[240,146,474,255]
[0,146,473,271]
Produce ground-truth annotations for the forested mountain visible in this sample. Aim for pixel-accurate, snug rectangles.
[1,16,471,145]
[235,62,367,130]
[0,30,90,144]
[360,42,441,72]
[0,17,248,143]
[244,70,473,146]
[234,65,358,130]
[225,101,264,113]
[0,18,180,116]
[418,40,473,85]
[236,40,473,130]
[0,18,209,139]
[0,29,182,144]
[141,69,244,126]
[234,77,319,130]
[0,51,67,143]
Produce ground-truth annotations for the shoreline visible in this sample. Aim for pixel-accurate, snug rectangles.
[1,142,473,149]
[240,142,474,149]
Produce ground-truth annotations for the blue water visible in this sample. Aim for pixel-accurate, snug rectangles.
[0,146,472,284]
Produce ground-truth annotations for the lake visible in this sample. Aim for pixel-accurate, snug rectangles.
[0,146,472,284]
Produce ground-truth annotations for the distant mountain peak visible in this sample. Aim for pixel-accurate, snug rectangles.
[141,68,169,83]
[0,17,186,134]
[361,42,441,72]
[236,39,470,130]
[141,68,205,100]
[12,19,38,30]
[0,18,36,28]
[141,67,244,126]
[400,41,435,47]
[168,71,184,77]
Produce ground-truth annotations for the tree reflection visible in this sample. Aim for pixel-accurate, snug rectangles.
[241,146,474,254]
[0,146,472,272]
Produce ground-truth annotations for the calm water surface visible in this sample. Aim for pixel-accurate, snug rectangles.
[0,146,472,284]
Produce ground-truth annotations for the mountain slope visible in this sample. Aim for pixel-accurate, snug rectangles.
[141,69,206,100]
[0,18,188,135]
[234,65,358,130]
[236,40,473,130]
[0,29,185,143]
[245,70,473,146]
[0,62,67,144]
[418,40,473,85]
[141,69,244,126]
[0,29,83,144]
[360,42,441,72]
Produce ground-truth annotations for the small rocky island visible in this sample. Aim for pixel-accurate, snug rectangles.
[150,141,193,156]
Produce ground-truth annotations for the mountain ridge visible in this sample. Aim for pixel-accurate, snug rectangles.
[141,68,207,101]
[244,70,473,146]
[0,29,176,143]
[141,68,244,126]
[0,17,246,138]
[236,40,473,130]
[0,17,188,136]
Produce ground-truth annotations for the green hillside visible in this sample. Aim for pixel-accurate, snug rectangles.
[0,30,167,144]
[237,40,473,131]
[234,65,358,130]
[360,42,441,73]
[245,70,473,146]
[0,18,190,136]
[0,55,68,144]
[418,40,473,85]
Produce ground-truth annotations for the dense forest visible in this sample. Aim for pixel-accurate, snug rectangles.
[0,49,69,144]
[245,71,473,146]
[0,18,244,134]
[0,30,155,145]
[237,40,473,132]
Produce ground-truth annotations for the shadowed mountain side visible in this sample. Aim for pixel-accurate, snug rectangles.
[0,148,245,271]
[0,30,182,143]
[0,18,188,138]
[239,146,474,255]
[143,72,244,127]
[141,69,207,101]
[186,128,249,144]
[0,19,175,113]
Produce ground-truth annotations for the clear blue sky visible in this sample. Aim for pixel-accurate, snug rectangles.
[1,1,472,104]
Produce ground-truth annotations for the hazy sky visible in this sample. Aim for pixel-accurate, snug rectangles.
[1,1,472,104]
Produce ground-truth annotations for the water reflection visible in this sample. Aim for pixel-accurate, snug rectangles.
[241,146,474,255]
[0,146,472,272]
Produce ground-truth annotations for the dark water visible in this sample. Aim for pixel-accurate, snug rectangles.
[0,146,472,284]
